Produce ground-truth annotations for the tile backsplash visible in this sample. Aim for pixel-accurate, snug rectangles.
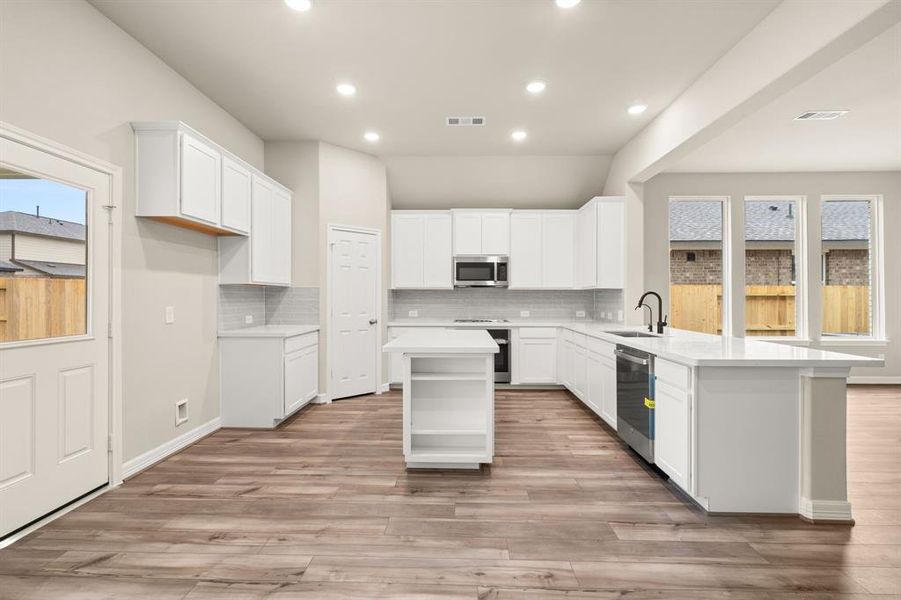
[219,286,319,330]
[266,287,319,325]
[390,288,623,322]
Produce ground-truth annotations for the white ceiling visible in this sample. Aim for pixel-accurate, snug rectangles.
[669,22,901,173]
[90,0,778,156]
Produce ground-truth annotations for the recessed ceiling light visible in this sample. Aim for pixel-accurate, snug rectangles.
[364,131,380,142]
[555,0,581,8]
[627,103,647,115]
[285,0,311,12]
[526,80,547,94]
[336,83,357,97]
[511,130,528,142]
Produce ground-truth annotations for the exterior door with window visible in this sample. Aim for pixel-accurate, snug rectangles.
[0,136,111,539]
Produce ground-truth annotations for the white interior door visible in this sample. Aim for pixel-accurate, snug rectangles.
[0,135,111,539]
[330,227,378,400]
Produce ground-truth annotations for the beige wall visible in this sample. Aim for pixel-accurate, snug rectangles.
[318,143,390,392]
[643,171,901,381]
[264,141,320,287]
[385,155,610,210]
[13,234,86,265]
[264,141,390,393]
[0,0,264,461]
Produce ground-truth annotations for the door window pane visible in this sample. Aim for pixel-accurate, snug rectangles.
[669,200,724,335]
[0,168,88,342]
[744,199,798,336]
[821,199,872,337]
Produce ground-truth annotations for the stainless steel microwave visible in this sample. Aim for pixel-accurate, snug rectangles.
[453,256,508,288]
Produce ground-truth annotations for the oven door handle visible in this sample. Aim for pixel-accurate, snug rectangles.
[614,349,649,366]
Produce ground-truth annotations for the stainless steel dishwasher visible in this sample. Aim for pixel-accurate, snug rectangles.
[615,345,655,463]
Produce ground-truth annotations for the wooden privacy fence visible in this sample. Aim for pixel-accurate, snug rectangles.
[670,284,870,336]
[0,277,86,342]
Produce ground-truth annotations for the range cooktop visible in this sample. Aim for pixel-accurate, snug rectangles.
[453,319,511,323]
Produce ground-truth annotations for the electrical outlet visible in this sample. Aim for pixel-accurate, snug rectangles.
[575,310,586,318]
[606,312,613,320]
[165,306,175,324]
[244,315,254,325]
[617,310,624,322]
[520,310,530,318]
[175,398,188,426]
[408,310,419,318]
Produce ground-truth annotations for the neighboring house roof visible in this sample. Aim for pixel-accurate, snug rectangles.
[10,259,86,278]
[0,210,86,241]
[0,260,23,273]
[670,200,869,242]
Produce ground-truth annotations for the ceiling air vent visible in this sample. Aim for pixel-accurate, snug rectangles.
[794,110,848,121]
[446,116,486,127]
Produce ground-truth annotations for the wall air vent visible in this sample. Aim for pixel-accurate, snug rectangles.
[794,110,848,121]
[446,116,486,127]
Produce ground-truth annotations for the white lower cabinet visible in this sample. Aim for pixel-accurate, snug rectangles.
[220,331,319,428]
[572,342,588,400]
[513,328,557,384]
[587,338,617,428]
[654,358,691,490]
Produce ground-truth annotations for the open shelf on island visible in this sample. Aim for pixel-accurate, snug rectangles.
[410,372,486,381]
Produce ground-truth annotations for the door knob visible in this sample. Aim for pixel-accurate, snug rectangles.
[369,319,378,325]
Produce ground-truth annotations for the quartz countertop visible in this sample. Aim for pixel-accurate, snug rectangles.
[383,329,499,354]
[218,325,319,338]
[386,320,881,368]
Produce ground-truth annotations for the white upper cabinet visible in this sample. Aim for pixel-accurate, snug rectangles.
[574,196,625,289]
[509,212,542,288]
[391,211,452,289]
[179,133,220,225]
[575,201,598,288]
[596,198,625,288]
[510,211,574,289]
[220,156,252,234]
[541,212,575,288]
[134,121,266,236]
[219,173,293,287]
[452,210,510,255]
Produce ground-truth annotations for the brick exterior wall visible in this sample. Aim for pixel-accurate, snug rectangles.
[744,249,794,285]
[825,249,869,286]
[672,247,867,286]
[670,250,722,284]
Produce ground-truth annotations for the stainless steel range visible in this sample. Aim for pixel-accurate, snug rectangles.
[453,320,510,383]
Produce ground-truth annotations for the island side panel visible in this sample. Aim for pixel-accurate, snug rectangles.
[799,371,852,522]
[695,366,800,513]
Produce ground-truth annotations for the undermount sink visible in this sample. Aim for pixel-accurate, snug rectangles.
[604,330,659,338]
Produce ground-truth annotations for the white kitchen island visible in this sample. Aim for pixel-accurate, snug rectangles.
[383,330,498,469]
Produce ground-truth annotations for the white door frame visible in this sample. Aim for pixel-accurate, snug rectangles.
[326,223,382,402]
[0,122,123,542]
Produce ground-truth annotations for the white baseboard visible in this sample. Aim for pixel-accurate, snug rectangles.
[848,376,901,385]
[378,383,390,394]
[122,417,220,480]
[312,393,331,405]
[799,497,853,522]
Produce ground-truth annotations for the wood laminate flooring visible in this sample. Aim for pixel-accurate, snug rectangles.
[2,386,900,599]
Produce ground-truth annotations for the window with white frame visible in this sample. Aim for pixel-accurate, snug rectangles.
[743,197,805,338]
[820,196,882,339]
[668,197,729,336]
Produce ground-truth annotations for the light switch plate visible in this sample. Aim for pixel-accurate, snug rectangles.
[165,306,175,324]
[520,310,530,318]
[575,310,586,318]
[408,310,419,318]
[244,315,253,324]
